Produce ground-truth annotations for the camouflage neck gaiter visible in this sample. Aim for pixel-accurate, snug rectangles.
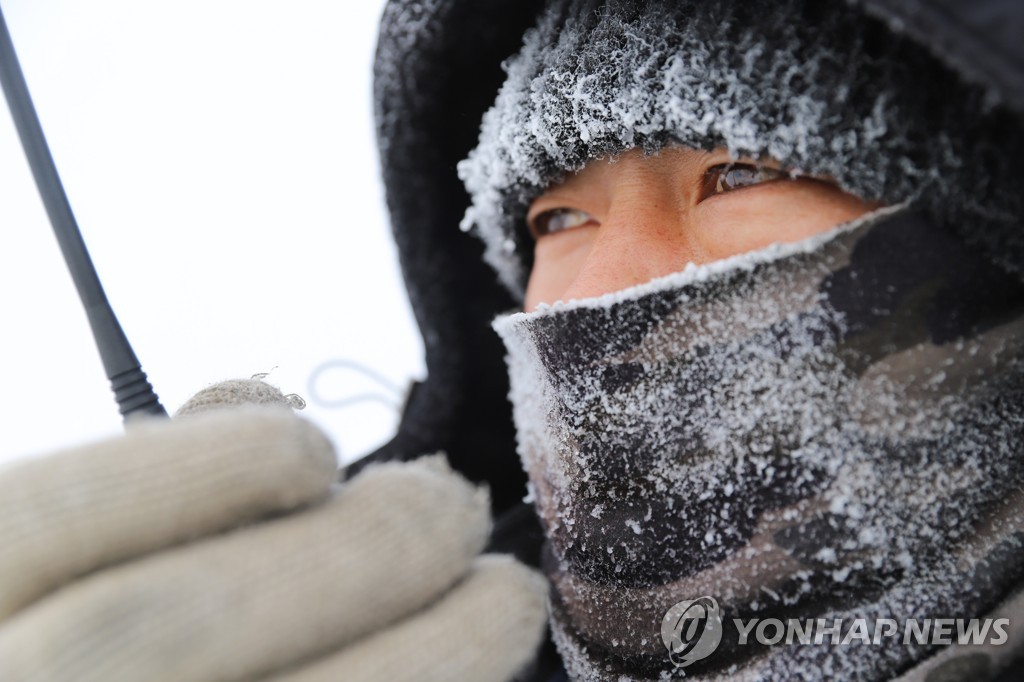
[493,209,1024,680]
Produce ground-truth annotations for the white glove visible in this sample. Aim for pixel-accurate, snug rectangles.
[0,380,548,682]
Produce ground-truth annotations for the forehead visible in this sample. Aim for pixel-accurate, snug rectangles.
[542,147,717,194]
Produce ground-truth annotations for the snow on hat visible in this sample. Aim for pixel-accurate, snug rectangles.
[457,0,1023,297]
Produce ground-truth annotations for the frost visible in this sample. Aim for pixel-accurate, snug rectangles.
[453,0,1020,297]
[493,208,1024,680]
[857,527,885,546]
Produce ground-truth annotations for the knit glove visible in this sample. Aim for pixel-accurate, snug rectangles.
[0,380,548,682]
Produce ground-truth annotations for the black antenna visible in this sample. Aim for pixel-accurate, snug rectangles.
[0,5,166,420]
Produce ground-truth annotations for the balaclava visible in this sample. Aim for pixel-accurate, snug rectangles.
[460,0,1024,679]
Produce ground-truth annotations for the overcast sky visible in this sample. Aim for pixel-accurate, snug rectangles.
[0,0,425,468]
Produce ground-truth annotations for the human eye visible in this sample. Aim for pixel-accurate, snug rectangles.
[528,207,598,239]
[699,162,789,201]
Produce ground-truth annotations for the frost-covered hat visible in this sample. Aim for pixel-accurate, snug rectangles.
[458,0,1024,297]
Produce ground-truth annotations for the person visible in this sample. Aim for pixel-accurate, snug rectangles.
[1,1,1021,681]
[371,0,1024,680]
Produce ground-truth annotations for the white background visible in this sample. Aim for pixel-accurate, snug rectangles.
[0,0,424,468]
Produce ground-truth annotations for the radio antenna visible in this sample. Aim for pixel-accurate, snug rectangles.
[0,5,166,420]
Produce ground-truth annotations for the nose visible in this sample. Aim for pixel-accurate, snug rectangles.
[559,186,698,302]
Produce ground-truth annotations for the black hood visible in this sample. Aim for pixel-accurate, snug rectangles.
[358,0,1024,516]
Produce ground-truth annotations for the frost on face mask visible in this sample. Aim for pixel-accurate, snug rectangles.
[493,209,1024,681]
[459,0,1023,297]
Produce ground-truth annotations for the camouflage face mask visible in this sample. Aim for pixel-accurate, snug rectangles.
[493,208,1024,680]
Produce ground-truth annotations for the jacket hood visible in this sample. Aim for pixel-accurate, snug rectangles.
[363,0,1024,514]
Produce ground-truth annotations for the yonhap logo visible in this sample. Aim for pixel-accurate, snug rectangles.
[660,598,1011,668]
[661,596,724,668]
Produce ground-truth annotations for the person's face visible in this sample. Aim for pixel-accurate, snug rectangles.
[524,146,881,311]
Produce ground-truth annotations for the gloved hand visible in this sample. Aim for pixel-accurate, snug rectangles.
[0,380,548,682]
